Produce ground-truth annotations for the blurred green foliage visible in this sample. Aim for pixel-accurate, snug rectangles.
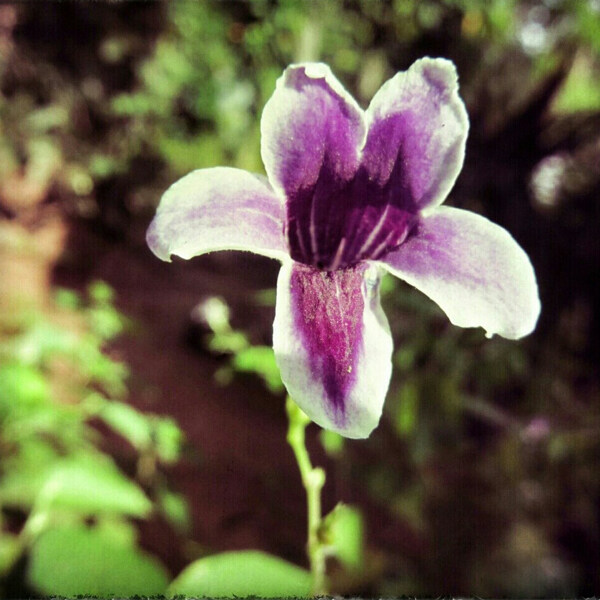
[168,549,312,598]
[0,283,185,596]
[28,524,169,597]
[0,0,599,596]
[1,0,598,224]
[323,503,365,572]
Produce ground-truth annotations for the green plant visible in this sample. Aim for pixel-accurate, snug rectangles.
[0,282,186,597]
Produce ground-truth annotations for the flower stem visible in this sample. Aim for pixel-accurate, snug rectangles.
[286,397,327,596]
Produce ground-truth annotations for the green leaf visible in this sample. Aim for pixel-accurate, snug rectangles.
[168,550,312,598]
[87,305,125,339]
[379,273,397,297]
[158,134,226,174]
[94,517,138,548]
[209,330,249,354]
[98,401,153,450]
[319,429,345,457]
[154,417,184,464]
[53,287,81,310]
[394,381,419,436]
[25,105,69,133]
[552,52,600,113]
[88,280,115,304]
[0,363,50,413]
[232,346,284,393]
[38,454,152,518]
[0,440,60,508]
[0,533,21,575]
[157,488,191,534]
[324,504,364,571]
[253,288,277,306]
[88,154,125,179]
[28,524,169,597]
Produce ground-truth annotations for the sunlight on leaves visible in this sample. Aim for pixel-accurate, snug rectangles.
[324,504,365,572]
[37,454,152,518]
[168,550,312,598]
[232,346,284,394]
[28,525,169,597]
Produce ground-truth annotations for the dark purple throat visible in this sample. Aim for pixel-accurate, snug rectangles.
[286,162,417,270]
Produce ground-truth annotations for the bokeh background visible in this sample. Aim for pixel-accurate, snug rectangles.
[0,0,599,597]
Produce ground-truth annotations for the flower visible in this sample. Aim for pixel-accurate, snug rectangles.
[147,59,540,439]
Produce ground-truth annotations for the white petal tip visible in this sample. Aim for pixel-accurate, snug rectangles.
[303,63,330,79]
[146,224,171,262]
[414,57,458,86]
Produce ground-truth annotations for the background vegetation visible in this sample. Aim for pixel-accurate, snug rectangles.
[0,0,599,596]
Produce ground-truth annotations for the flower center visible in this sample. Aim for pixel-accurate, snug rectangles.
[287,203,416,271]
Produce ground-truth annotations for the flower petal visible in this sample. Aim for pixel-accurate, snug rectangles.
[273,261,393,439]
[379,207,541,339]
[260,63,366,266]
[362,57,469,212]
[146,167,288,262]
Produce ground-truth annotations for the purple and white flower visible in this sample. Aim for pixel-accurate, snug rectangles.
[147,59,540,439]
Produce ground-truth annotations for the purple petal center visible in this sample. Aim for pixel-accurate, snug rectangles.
[290,262,369,419]
[286,159,417,272]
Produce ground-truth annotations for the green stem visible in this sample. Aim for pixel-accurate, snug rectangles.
[286,397,327,596]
